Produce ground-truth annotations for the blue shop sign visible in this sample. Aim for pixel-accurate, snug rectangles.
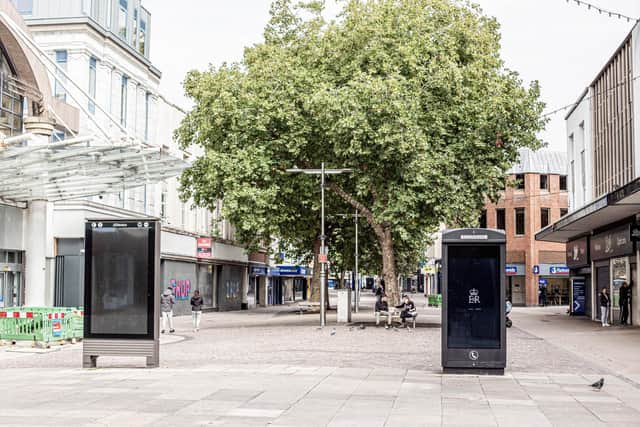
[538,278,548,286]
[505,265,517,275]
[270,266,310,276]
[549,266,570,275]
[532,265,540,275]
[250,266,268,276]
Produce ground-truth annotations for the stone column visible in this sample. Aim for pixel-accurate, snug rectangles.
[25,200,48,306]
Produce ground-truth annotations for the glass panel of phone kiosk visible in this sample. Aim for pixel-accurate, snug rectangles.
[83,219,160,368]
[441,229,506,374]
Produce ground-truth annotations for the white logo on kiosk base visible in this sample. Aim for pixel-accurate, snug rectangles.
[468,288,480,304]
[469,350,479,361]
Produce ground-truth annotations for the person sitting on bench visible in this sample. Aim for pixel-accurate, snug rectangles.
[396,295,417,327]
[375,297,389,313]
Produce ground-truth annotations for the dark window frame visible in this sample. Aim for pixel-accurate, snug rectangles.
[540,208,550,228]
[559,175,568,191]
[540,174,548,191]
[496,208,505,230]
[515,208,525,236]
[515,174,525,190]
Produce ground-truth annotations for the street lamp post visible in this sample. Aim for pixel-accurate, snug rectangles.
[354,209,359,313]
[285,163,352,327]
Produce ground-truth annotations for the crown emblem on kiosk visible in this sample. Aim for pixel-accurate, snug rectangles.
[468,288,480,304]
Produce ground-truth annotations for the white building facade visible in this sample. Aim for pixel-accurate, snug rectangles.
[0,0,263,313]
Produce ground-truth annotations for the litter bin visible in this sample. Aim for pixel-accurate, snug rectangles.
[441,228,506,374]
[337,288,352,323]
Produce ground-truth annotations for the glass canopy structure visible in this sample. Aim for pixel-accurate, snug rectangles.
[0,133,188,202]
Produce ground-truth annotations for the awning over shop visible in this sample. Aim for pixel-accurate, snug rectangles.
[0,133,189,202]
[536,177,640,243]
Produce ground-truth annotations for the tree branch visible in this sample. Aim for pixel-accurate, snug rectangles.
[326,181,385,239]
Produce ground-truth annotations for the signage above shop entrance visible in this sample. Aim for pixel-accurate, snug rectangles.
[590,224,633,261]
[196,237,213,258]
[566,236,589,268]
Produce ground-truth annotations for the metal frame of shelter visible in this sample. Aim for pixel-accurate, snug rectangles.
[0,11,189,203]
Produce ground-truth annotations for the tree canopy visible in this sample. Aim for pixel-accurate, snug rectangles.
[177,0,546,304]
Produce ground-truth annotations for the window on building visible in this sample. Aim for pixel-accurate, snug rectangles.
[120,75,128,126]
[570,160,575,206]
[160,183,167,219]
[144,91,150,140]
[88,57,97,114]
[560,208,568,217]
[54,50,67,102]
[132,7,138,49]
[540,208,550,228]
[559,175,567,191]
[118,0,128,41]
[12,0,32,14]
[515,174,525,190]
[479,210,487,228]
[139,18,147,55]
[539,174,548,191]
[580,150,586,200]
[496,209,505,230]
[515,208,525,236]
[51,130,65,142]
[0,51,24,136]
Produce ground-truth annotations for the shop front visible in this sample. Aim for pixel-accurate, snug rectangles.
[506,264,526,306]
[538,264,570,305]
[537,175,640,326]
[590,223,636,325]
[250,265,268,307]
[268,266,310,304]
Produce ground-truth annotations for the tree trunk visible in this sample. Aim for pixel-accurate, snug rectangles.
[325,182,400,305]
[310,237,321,303]
[339,270,345,290]
[380,228,400,306]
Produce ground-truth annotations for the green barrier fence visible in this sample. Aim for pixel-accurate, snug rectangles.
[0,307,83,346]
[427,294,442,307]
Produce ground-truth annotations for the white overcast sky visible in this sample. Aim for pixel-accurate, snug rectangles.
[144,0,640,151]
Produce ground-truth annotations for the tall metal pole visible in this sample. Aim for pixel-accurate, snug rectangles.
[320,162,326,327]
[355,209,359,312]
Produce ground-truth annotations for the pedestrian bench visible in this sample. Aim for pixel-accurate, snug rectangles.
[297,302,320,313]
[375,310,418,328]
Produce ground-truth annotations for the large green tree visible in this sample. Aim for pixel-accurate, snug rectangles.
[177,0,545,305]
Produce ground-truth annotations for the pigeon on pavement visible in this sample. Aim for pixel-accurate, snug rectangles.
[330,328,336,336]
[359,324,366,330]
[590,378,604,390]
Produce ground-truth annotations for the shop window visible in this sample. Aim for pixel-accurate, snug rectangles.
[559,175,567,191]
[540,208,550,228]
[496,209,505,230]
[479,210,487,228]
[515,174,525,190]
[515,208,525,236]
[560,208,568,217]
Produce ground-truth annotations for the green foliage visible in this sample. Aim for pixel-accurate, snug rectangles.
[176,0,546,284]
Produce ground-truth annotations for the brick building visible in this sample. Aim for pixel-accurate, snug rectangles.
[481,149,569,306]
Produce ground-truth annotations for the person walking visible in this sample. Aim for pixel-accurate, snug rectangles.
[599,287,611,327]
[190,290,204,332]
[619,281,631,326]
[161,287,176,334]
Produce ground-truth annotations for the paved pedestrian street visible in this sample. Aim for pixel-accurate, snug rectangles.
[1,296,639,426]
